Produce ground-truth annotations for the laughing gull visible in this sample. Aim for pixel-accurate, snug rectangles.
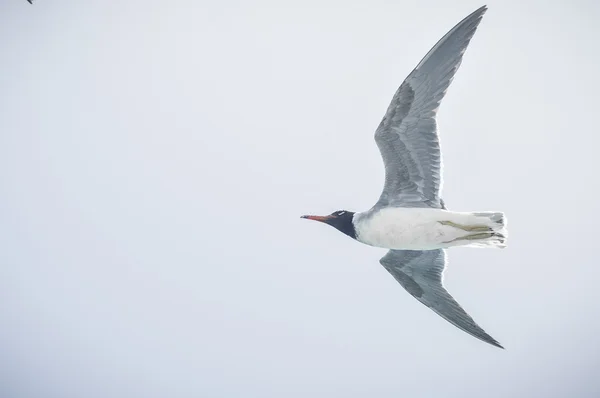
[302,5,506,348]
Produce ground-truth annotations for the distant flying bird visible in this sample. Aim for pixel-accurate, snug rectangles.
[27,0,33,4]
[302,5,507,348]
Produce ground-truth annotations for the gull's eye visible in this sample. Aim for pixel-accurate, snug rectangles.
[337,211,346,216]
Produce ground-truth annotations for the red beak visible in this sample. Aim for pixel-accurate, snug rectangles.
[301,215,334,223]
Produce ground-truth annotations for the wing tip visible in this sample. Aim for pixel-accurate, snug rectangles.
[479,330,504,349]
[487,337,505,349]
[475,5,488,15]
[464,5,488,28]
[468,5,488,25]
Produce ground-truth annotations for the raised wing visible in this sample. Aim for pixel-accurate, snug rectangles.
[380,249,503,348]
[374,6,487,209]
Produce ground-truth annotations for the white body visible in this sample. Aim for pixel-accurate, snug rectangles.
[354,208,506,250]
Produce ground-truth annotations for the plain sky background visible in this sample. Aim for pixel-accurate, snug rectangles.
[2,0,600,397]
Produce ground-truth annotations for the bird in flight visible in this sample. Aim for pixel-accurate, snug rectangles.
[27,0,33,4]
[302,5,507,348]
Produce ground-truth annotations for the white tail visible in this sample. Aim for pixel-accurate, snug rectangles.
[469,211,507,248]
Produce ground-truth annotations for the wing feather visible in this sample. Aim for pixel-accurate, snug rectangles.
[380,249,503,348]
[374,6,487,209]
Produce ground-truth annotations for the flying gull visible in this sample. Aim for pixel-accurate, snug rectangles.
[302,5,507,348]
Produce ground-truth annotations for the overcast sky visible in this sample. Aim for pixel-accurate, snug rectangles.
[1,0,600,397]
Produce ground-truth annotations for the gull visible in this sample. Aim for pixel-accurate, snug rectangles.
[302,5,506,348]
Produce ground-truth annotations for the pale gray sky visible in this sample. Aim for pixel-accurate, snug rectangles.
[1,0,600,397]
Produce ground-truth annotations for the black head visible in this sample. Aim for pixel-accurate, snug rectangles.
[301,210,357,239]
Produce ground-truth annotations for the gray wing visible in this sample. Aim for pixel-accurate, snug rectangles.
[374,6,487,209]
[380,249,503,348]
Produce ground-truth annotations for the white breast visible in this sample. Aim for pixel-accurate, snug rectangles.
[354,208,454,250]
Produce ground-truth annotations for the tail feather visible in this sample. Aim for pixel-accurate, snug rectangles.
[471,212,507,248]
[473,211,504,224]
